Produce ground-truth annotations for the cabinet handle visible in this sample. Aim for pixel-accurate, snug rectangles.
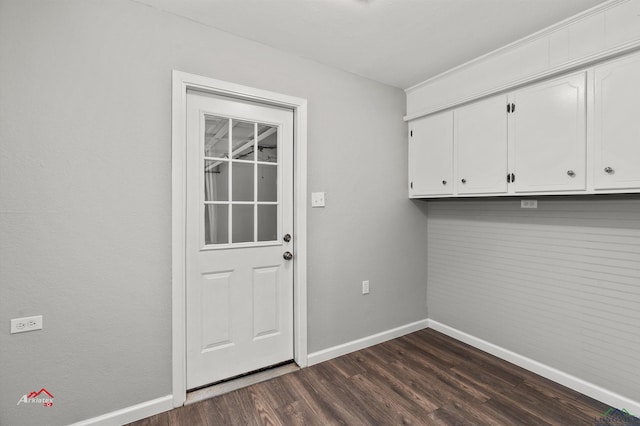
[507,173,511,183]
[604,166,614,174]
[511,173,515,183]
[567,170,576,177]
[442,180,447,185]
[410,182,413,189]
[461,179,467,184]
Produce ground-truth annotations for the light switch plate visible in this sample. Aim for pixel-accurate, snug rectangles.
[311,192,325,207]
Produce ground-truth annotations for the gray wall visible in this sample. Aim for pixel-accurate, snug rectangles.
[427,197,640,403]
[0,1,429,424]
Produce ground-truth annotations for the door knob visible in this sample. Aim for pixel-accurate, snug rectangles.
[604,166,614,174]
[567,170,576,177]
[283,251,293,261]
[283,233,291,243]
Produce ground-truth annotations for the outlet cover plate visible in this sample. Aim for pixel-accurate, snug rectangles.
[10,315,43,334]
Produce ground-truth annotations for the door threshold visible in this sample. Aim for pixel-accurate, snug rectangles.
[185,361,300,405]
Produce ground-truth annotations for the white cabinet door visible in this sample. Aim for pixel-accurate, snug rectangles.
[456,95,508,195]
[594,52,640,190]
[409,111,453,197]
[510,72,586,193]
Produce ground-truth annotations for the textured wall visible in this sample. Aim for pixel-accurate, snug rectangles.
[427,197,640,404]
[0,1,429,424]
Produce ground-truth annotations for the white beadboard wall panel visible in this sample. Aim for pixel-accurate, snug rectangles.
[427,197,640,402]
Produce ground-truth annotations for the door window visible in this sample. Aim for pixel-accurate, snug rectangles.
[203,115,279,246]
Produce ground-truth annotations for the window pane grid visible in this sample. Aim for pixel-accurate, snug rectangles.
[204,201,278,205]
[203,114,279,247]
[204,157,256,164]
[253,123,258,242]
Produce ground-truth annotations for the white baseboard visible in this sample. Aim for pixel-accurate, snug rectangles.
[428,319,640,414]
[69,395,173,426]
[307,319,429,366]
[69,318,639,425]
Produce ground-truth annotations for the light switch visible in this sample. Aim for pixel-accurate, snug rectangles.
[311,192,325,207]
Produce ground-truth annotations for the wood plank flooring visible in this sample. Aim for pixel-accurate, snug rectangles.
[128,329,615,425]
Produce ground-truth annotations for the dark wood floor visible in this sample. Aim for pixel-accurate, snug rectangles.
[128,329,615,425]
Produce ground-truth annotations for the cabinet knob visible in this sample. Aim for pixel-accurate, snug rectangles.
[604,166,614,175]
[461,179,467,184]
[442,180,447,185]
[567,170,576,177]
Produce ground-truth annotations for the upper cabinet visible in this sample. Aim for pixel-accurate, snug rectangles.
[405,0,640,199]
[455,95,508,195]
[593,53,640,190]
[409,111,453,197]
[408,71,590,199]
[509,72,586,193]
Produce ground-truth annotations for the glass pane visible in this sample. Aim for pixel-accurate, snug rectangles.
[204,160,229,201]
[258,205,278,242]
[231,120,254,160]
[258,164,277,202]
[232,163,254,202]
[232,204,254,243]
[204,204,229,245]
[204,116,229,158]
[257,124,278,163]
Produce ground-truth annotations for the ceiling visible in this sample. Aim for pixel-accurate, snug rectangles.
[136,0,609,89]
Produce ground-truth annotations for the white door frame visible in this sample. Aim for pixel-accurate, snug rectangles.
[171,70,308,407]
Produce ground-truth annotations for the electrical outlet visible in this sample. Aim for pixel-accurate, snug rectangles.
[362,280,370,295]
[521,200,538,209]
[10,315,43,334]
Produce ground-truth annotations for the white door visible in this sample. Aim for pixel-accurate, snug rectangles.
[509,72,586,193]
[185,90,294,389]
[455,95,508,195]
[594,52,640,190]
[409,111,453,197]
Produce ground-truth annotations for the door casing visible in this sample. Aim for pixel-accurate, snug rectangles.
[171,70,308,406]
